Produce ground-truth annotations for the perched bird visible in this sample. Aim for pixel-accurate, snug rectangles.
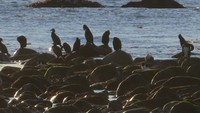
[102,30,110,46]
[178,34,194,51]
[178,34,186,47]
[52,43,62,58]
[51,28,62,47]
[178,34,194,57]
[83,24,94,45]
[62,42,71,55]
[72,37,80,52]
[17,35,27,49]
[0,38,10,56]
[113,37,121,51]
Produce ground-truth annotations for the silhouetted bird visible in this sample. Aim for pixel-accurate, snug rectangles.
[62,42,71,55]
[178,34,186,47]
[17,35,27,49]
[52,43,62,58]
[102,30,110,46]
[113,37,121,51]
[51,28,62,47]
[178,34,194,51]
[0,38,10,56]
[83,24,94,45]
[73,37,80,52]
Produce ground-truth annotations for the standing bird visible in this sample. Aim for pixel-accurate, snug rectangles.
[102,30,110,46]
[113,37,121,51]
[17,35,27,49]
[178,34,186,47]
[62,42,71,55]
[178,34,194,51]
[52,43,62,58]
[0,38,10,56]
[51,28,62,47]
[83,24,94,45]
[72,37,81,52]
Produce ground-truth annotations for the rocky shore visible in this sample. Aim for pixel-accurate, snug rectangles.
[0,25,199,113]
[0,49,199,113]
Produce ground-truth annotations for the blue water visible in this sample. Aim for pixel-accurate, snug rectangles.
[0,0,200,58]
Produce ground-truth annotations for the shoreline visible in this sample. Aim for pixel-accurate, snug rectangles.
[0,50,199,113]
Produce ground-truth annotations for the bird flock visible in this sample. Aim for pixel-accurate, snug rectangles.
[50,24,121,59]
[0,24,194,61]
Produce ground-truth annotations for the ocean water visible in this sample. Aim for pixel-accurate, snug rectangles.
[0,0,200,59]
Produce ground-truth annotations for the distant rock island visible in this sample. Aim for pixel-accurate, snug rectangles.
[122,0,184,8]
[29,0,103,8]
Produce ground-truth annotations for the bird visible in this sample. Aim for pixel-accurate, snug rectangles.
[178,34,186,47]
[51,28,62,47]
[62,42,71,55]
[178,34,194,51]
[0,38,10,56]
[52,43,62,58]
[72,37,81,52]
[102,30,110,46]
[17,35,27,49]
[113,37,121,51]
[83,24,94,45]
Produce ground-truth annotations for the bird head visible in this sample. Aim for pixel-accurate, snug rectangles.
[0,38,3,42]
[51,28,55,32]
[178,34,184,40]
[83,24,88,30]
[106,30,110,35]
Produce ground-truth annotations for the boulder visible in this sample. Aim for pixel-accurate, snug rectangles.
[116,74,150,96]
[89,64,120,83]
[29,0,103,8]
[103,50,134,66]
[10,48,39,61]
[122,0,184,8]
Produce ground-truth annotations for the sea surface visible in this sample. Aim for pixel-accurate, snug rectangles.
[0,0,200,59]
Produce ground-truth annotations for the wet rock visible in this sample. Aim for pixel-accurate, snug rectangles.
[151,66,187,86]
[50,91,75,103]
[116,74,150,97]
[1,66,21,75]
[103,50,134,66]
[14,83,43,98]
[44,66,73,78]
[10,48,39,61]
[89,64,120,83]
[44,105,81,113]
[29,0,103,8]
[73,100,93,112]
[170,101,198,113]
[162,76,200,87]
[122,0,184,8]
[23,53,55,68]
[59,84,93,94]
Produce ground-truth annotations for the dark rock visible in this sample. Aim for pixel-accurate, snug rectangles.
[116,74,150,97]
[59,84,93,94]
[122,0,184,8]
[44,105,81,113]
[89,64,120,83]
[10,48,39,61]
[151,66,187,86]
[170,101,198,113]
[162,76,200,87]
[103,50,134,66]
[29,0,103,8]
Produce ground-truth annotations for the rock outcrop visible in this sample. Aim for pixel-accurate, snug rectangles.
[29,0,103,8]
[122,0,184,8]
